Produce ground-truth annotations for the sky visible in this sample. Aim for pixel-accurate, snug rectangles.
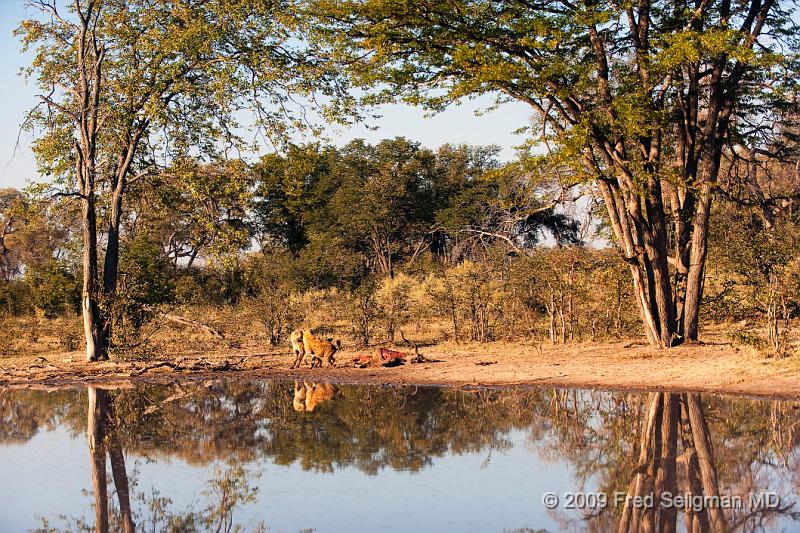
[0,1,535,191]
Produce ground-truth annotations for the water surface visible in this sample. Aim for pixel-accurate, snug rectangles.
[0,380,798,532]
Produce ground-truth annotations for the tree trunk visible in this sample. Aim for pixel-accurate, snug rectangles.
[109,438,135,533]
[101,177,124,347]
[597,180,671,347]
[87,387,109,533]
[655,394,679,533]
[101,133,146,348]
[618,392,662,533]
[81,178,107,362]
[73,1,108,362]
[547,288,556,344]
[679,399,712,533]
[682,184,712,342]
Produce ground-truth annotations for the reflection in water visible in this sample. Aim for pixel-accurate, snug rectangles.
[617,393,721,533]
[0,382,798,532]
[18,387,265,533]
[614,392,800,533]
[293,381,335,412]
[87,387,134,533]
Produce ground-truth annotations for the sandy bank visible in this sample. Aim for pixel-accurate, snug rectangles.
[1,338,798,399]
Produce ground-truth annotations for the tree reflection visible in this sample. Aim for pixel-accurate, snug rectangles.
[32,387,265,533]
[613,393,723,533]
[541,391,799,533]
[1,382,797,532]
[87,387,134,533]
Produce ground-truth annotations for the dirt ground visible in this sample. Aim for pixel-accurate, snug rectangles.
[2,334,799,399]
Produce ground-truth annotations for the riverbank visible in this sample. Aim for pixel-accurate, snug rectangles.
[2,336,799,398]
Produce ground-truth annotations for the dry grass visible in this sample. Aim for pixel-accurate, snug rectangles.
[2,310,800,398]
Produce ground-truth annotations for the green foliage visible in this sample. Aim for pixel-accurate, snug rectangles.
[18,0,357,185]
[251,138,574,284]
[0,281,33,317]
[24,260,80,318]
[707,193,800,354]
[0,188,80,318]
[135,159,256,268]
[308,0,800,346]
[116,238,176,330]
[375,273,415,342]
[252,144,339,252]
[242,249,303,345]
[308,0,798,183]
[295,235,366,289]
[174,272,209,305]
[346,278,379,346]
[16,0,358,354]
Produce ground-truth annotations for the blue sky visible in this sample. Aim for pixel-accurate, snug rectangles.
[0,1,534,190]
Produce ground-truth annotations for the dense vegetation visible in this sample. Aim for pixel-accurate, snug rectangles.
[3,0,800,358]
[1,135,798,356]
[0,137,634,352]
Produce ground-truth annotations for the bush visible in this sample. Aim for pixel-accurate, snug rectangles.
[346,279,378,346]
[375,273,414,342]
[0,281,33,317]
[243,251,302,346]
[110,239,176,357]
[24,260,80,317]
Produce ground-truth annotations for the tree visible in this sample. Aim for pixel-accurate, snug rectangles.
[321,138,439,277]
[131,159,255,270]
[19,0,353,360]
[0,190,80,317]
[435,155,581,259]
[252,144,339,253]
[710,177,800,353]
[0,189,29,283]
[310,0,800,347]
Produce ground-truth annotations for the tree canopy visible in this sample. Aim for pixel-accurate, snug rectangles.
[17,0,355,360]
[308,0,800,347]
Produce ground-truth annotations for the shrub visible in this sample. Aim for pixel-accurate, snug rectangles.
[375,273,414,342]
[24,261,80,317]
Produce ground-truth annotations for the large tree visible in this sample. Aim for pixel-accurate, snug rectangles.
[310,0,800,347]
[131,159,255,270]
[19,0,353,360]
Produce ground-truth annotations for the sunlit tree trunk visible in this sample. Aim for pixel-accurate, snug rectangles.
[80,189,106,362]
[72,2,108,362]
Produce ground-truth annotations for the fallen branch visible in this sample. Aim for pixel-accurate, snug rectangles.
[623,341,648,348]
[160,312,225,339]
[132,361,176,376]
